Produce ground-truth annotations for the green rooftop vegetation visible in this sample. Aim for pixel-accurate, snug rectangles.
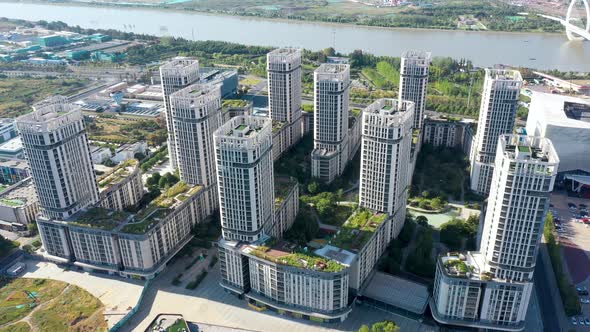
[272,121,285,133]
[250,245,345,273]
[330,209,388,251]
[0,198,25,207]
[98,159,138,189]
[274,177,296,208]
[442,258,472,276]
[518,145,531,153]
[222,99,249,108]
[351,108,362,117]
[236,124,248,131]
[70,207,130,231]
[121,181,201,234]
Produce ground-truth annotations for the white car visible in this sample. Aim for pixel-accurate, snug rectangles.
[573,317,578,325]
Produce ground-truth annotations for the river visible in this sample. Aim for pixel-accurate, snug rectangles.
[0,2,589,71]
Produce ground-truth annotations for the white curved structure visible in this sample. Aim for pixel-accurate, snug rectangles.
[566,0,590,41]
[540,0,590,41]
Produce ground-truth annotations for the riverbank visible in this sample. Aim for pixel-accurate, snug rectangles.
[1,1,588,71]
[2,0,564,35]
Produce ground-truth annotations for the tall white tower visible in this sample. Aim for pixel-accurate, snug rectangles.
[213,116,274,242]
[267,48,303,147]
[159,57,200,169]
[432,134,559,331]
[399,50,431,130]
[359,98,414,237]
[470,69,523,196]
[311,63,351,183]
[16,96,99,220]
[170,83,223,214]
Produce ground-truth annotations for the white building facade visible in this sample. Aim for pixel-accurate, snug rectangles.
[359,99,414,237]
[470,69,523,196]
[311,63,351,183]
[214,116,275,242]
[159,57,200,168]
[16,96,99,220]
[432,134,559,331]
[171,83,223,215]
[399,50,431,130]
[267,48,303,152]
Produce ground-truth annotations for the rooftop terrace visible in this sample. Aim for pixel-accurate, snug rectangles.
[274,176,297,208]
[69,181,202,234]
[97,159,138,189]
[245,240,346,273]
[121,181,202,234]
[329,209,388,251]
[69,207,131,231]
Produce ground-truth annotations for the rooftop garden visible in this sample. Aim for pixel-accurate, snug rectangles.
[222,99,249,108]
[97,159,138,189]
[250,244,345,273]
[272,121,285,133]
[442,258,472,276]
[351,108,362,117]
[330,209,388,251]
[0,198,25,207]
[518,145,531,153]
[70,207,130,231]
[274,177,297,208]
[121,181,200,234]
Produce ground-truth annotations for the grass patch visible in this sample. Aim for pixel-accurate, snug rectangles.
[0,322,30,332]
[31,284,106,332]
[0,78,89,118]
[166,318,189,332]
[321,205,355,226]
[0,279,68,326]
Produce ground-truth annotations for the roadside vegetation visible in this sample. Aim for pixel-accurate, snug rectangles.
[358,320,400,332]
[544,212,582,316]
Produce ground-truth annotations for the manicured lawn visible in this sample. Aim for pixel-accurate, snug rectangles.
[166,318,189,332]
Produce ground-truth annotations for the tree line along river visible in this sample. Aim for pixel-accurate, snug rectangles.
[0,1,589,71]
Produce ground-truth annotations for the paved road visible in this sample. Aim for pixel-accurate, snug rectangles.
[535,246,568,332]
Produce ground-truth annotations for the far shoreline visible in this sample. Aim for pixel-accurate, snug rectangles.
[0,0,565,37]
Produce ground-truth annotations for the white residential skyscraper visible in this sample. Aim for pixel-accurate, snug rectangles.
[359,98,414,237]
[470,69,523,196]
[170,83,223,215]
[311,63,351,183]
[16,96,99,220]
[159,57,200,169]
[214,116,274,242]
[399,50,431,130]
[267,48,303,151]
[432,134,559,331]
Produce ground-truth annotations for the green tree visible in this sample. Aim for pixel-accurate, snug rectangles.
[371,320,400,332]
[307,182,320,194]
[158,172,179,188]
[358,325,370,332]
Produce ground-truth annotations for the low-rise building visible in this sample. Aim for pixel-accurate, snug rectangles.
[270,177,299,239]
[0,137,24,159]
[0,158,29,185]
[0,178,39,228]
[0,119,17,143]
[111,141,147,164]
[90,145,113,164]
[422,116,475,150]
[98,159,143,211]
[38,181,208,279]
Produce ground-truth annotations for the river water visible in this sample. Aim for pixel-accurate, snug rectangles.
[0,2,589,71]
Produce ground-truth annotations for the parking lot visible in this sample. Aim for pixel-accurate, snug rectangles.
[550,190,590,329]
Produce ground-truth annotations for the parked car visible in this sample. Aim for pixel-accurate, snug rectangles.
[573,317,578,325]
[580,317,586,326]
[569,202,578,208]
[585,318,590,325]
[580,203,587,208]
